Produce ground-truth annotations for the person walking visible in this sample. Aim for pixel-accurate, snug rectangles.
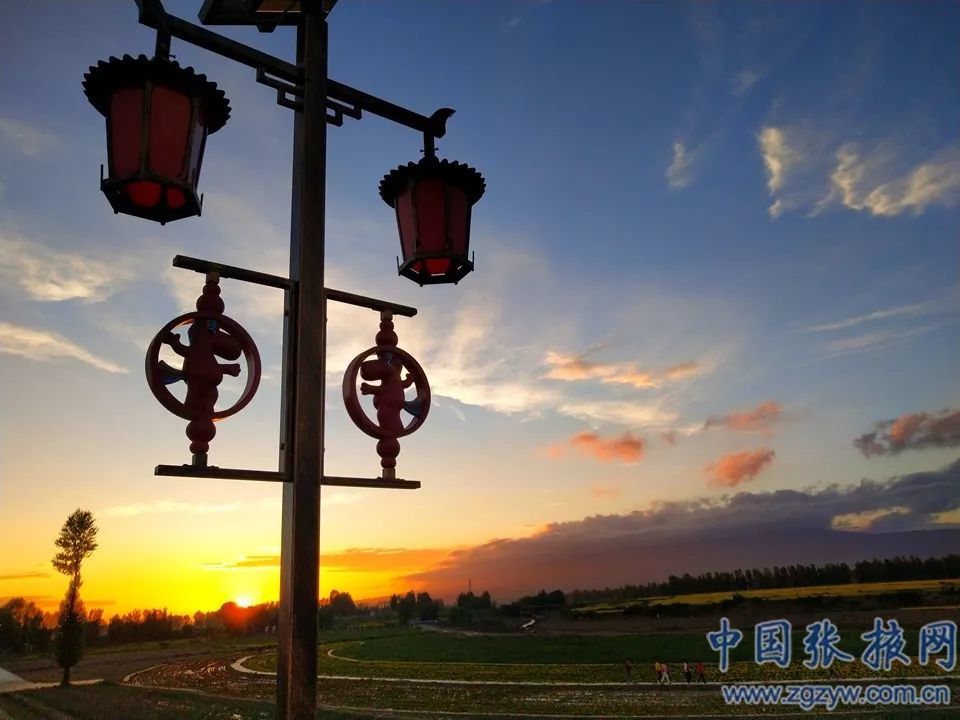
[696,661,706,683]
[683,660,692,683]
[660,661,670,684]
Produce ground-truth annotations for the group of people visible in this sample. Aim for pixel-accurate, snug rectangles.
[653,660,706,684]
[622,659,707,683]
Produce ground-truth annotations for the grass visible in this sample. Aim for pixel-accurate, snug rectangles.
[329,627,934,665]
[235,627,958,685]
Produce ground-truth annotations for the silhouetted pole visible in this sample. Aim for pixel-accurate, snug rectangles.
[276,6,327,720]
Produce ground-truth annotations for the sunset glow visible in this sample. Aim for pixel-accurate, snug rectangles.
[1,0,958,621]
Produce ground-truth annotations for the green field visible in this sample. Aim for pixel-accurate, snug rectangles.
[237,627,957,686]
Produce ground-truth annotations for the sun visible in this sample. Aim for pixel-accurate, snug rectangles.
[235,594,255,608]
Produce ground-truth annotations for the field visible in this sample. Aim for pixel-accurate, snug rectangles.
[575,578,960,612]
[2,604,959,718]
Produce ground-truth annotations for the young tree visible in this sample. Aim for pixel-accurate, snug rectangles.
[51,509,98,686]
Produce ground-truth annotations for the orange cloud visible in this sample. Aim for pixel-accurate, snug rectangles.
[855,408,960,457]
[543,352,702,390]
[705,448,775,487]
[704,401,783,433]
[591,486,621,500]
[549,431,645,463]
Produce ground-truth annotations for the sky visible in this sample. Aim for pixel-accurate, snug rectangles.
[0,0,958,616]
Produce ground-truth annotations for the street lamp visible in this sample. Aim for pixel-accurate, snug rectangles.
[82,1,485,719]
[380,155,486,285]
[83,54,230,223]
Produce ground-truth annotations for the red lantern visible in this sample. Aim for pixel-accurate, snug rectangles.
[379,157,485,285]
[83,54,230,224]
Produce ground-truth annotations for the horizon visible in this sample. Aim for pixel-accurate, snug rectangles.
[1,0,959,617]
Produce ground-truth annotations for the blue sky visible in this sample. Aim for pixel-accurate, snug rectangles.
[0,0,958,610]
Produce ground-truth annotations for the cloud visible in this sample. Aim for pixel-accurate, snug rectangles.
[0,322,127,373]
[821,145,960,217]
[831,507,910,531]
[403,460,960,600]
[549,431,645,464]
[820,325,934,357]
[0,234,135,303]
[731,69,762,96]
[212,546,453,573]
[0,572,50,582]
[103,500,244,517]
[544,351,703,390]
[758,127,801,216]
[855,408,960,457]
[556,400,678,428]
[704,400,783,433]
[704,448,775,487]
[802,303,933,333]
[0,117,58,156]
[666,141,694,189]
[592,486,621,500]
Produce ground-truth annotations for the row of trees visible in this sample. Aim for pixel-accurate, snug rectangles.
[568,554,960,604]
[389,591,443,624]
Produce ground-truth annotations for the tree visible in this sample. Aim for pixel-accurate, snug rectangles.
[51,509,98,686]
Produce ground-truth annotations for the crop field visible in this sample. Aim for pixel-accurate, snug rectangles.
[576,578,960,612]
[4,627,957,719]
[236,628,956,685]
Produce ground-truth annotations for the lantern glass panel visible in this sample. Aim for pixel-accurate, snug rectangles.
[149,85,192,179]
[425,258,453,275]
[187,109,206,184]
[165,187,187,209]
[127,180,162,208]
[413,179,447,252]
[396,189,417,261]
[109,87,144,177]
[447,187,470,254]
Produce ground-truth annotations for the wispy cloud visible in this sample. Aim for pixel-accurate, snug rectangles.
[803,302,933,333]
[592,486,621,500]
[704,400,783,434]
[0,571,50,582]
[556,400,678,429]
[821,325,935,358]
[103,500,244,517]
[704,448,775,487]
[758,126,801,217]
[855,408,960,458]
[544,351,702,390]
[0,322,126,373]
[103,491,366,520]
[666,141,694,189]
[0,234,136,303]
[548,431,645,464]
[820,145,960,217]
[0,117,58,156]
[731,69,762,96]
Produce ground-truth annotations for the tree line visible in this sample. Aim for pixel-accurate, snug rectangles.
[567,554,960,604]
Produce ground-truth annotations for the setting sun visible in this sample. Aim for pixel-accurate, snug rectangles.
[234,595,255,609]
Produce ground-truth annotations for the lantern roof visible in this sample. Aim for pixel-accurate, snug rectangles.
[379,156,486,207]
[83,54,231,133]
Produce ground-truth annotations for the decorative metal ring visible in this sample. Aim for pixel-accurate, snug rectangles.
[145,311,261,421]
[342,345,431,440]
